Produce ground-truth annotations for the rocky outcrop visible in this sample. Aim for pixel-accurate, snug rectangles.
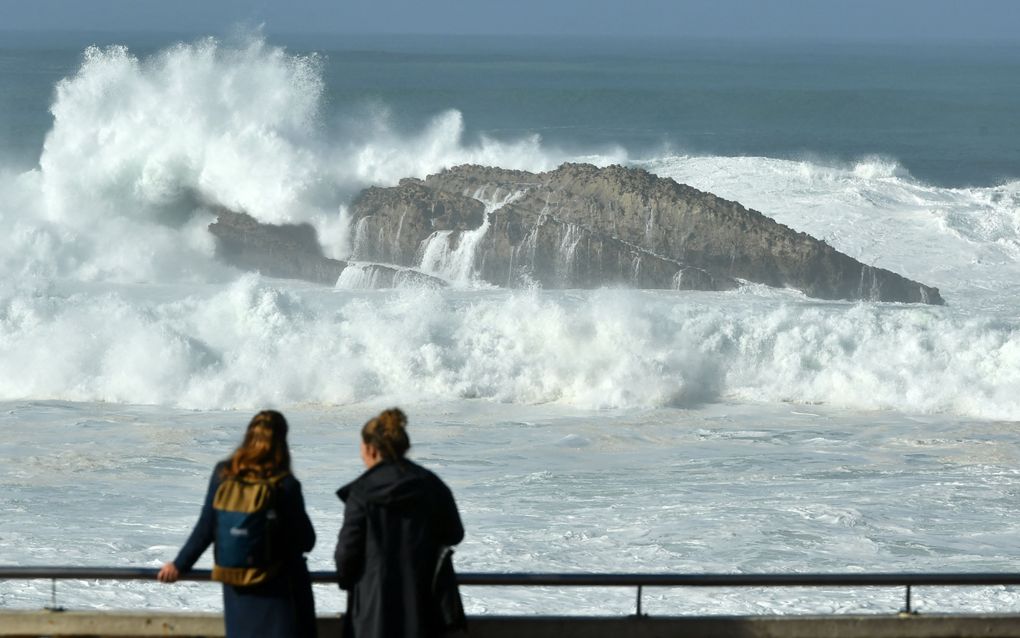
[349,168,732,291]
[347,163,943,303]
[208,209,447,288]
[208,163,943,304]
[350,178,486,265]
[209,209,347,285]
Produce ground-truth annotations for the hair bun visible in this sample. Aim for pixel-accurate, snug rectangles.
[362,408,410,460]
[380,408,407,432]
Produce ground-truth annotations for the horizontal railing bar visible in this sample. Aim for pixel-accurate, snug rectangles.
[2,567,1020,588]
[454,573,1020,587]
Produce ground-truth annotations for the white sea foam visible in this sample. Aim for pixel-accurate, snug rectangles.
[417,188,526,284]
[335,262,385,289]
[1,278,1018,419]
[345,109,561,186]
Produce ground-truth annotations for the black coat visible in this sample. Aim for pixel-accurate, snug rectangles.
[335,459,464,638]
[174,463,317,638]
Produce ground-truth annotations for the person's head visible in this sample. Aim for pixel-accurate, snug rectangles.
[224,410,292,478]
[360,407,410,468]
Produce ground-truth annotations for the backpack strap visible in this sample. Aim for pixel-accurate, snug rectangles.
[267,471,290,484]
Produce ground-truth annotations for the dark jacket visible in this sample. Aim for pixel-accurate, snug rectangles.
[335,459,464,638]
[175,462,317,638]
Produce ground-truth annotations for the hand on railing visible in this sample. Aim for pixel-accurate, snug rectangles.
[156,562,180,583]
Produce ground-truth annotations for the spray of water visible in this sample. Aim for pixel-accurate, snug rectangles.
[2,35,1020,418]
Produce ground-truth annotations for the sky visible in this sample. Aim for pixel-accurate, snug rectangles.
[1,0,1019,42]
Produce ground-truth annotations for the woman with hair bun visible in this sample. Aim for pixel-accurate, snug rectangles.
[335,408,465,638]
[157,410,317,637]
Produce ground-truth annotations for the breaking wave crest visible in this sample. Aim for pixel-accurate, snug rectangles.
[1,277,1017,418]
[1,34,564,283]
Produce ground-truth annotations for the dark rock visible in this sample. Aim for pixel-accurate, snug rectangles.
[208,209,346,285]
[349,179,485,266]
[208,209,448,289]
[474,205,730,290]
[348,163,943,303]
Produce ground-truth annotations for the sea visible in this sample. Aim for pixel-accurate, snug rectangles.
[1,30,1019,616]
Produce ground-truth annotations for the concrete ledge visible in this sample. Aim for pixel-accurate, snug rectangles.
[4,611,1020,638]
[0,610,226,637]
[469,614,1020,638]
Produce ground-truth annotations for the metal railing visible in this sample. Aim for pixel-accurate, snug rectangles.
[3,567,1020,616]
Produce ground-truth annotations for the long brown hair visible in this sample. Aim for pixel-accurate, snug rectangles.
[361,408,410,461]
[222,410,292,478]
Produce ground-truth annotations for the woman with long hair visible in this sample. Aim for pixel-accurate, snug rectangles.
[158,410,317,637]
[335,408,465,638]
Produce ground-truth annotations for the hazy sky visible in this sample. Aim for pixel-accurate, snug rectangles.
[1,0,1018,41]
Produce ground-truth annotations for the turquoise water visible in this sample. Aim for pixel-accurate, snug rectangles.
[1,32,1019,186]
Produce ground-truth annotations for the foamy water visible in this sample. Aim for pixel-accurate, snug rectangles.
[2,282,1019,418]
[1,34,1019,616]
[3,401,1020,615]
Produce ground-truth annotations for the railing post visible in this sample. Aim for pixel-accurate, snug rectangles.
[901,584,913,615]
[44,577,64,612]
[636,584,643,616]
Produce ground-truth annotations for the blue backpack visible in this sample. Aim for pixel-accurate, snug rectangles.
[211,472,288,586]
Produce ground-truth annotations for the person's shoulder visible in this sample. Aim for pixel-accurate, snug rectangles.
[209,461,229,483]
[406,459,451,489]
[277,471,302,491]
[337,468,372,502]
